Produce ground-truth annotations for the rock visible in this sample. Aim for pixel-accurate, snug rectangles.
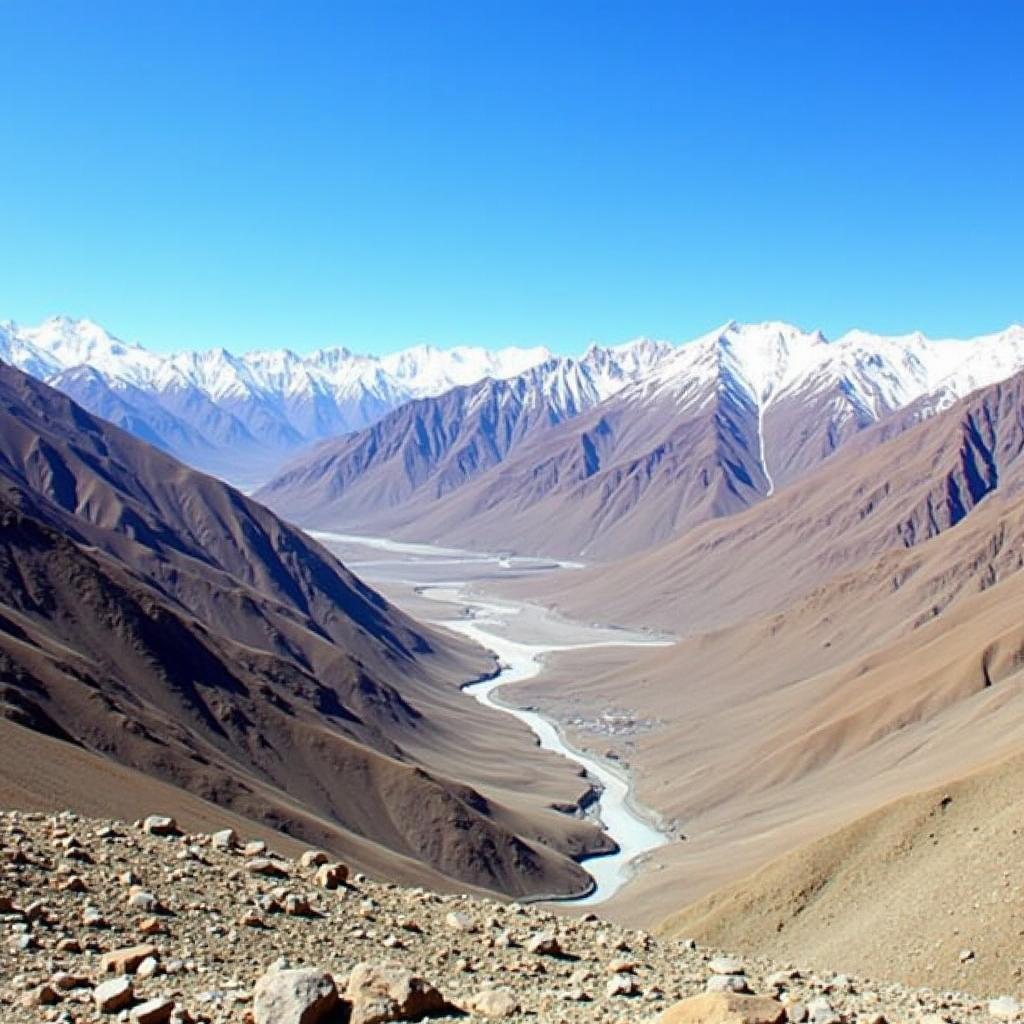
[709,957,746,975]
[130,998,175,1024]
[137,955,161,979]
[299,850,328,868]
[658,992,788,1024]
[346,961,451,1024]
[959,948,975,963]
[94,976,135,1013]
[210,829,237,849]
[51,971,88,991]
[246,857,289,878]
[807,997,841,1024]
[128,889,163,913]
[466,987,520,1018]
[786,1002,809,1023]
[445,910,474,932]
[525,930,562,956]
[606,974,640,998]
[989,997,1022,1020]
[139,916,165,935]
[608,957,639,973]
[83,905,108,927]
[101,943,159,975]
[315,863,348,890]
[708,975,752,995]
[284,894,312,916]
[244,840,267,857]
[24,984,60,1007]
[142,816,178,837]
[253,967,338,1024]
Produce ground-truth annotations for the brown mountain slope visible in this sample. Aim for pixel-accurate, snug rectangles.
[489,370,1024,938]
[371,378,771,559]
[521,369,1024,632]
[0,361,611,898]
[254,360,600,527]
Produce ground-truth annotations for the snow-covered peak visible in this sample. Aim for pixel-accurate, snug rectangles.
[580,337,675,399]
[379,343,553,396]
[716,321,829,404]
[0,321,61,379]
[17,316,162,384]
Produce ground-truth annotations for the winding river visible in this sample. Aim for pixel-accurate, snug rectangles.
[313,532,674,904]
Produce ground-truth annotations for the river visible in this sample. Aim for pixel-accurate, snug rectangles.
[312,531,674,904]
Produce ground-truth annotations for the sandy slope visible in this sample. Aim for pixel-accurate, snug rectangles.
[661,747,1024,996]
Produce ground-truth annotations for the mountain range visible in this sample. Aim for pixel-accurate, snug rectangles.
[0,315,668,486]
[11,315,1024,555]
[258,320,1024,557]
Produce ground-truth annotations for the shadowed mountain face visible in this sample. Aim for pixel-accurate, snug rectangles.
[254,357,627,526]
[0,360,611,898]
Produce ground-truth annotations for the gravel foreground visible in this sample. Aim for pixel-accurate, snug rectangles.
[1,809,1018,1024]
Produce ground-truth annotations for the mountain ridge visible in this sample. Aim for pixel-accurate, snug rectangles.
[259,320,1024,557]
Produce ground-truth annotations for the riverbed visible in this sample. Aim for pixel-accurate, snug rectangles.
[312,531,674,904]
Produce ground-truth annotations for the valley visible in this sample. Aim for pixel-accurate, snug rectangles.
[310,531,677,904]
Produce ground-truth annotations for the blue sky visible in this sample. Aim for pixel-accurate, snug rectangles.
[1,1,1021,355]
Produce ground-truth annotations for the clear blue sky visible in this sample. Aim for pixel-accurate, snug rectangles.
[1,1,1021,354]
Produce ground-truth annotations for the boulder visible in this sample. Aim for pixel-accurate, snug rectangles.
[247,857,289,877]
[211,829,238,849]
[94,976,134,1013]
[142,816,178,837]
[445,910,474,932]
[658,992,787,1024]
[253,967,338,1024]
[525,930,563,956]
[316,863,348,890]
[466,987,520,1018]
[606,974,640,998]
[346,961,451,1024]
[130,997,175,1024]
[101,943,159,975]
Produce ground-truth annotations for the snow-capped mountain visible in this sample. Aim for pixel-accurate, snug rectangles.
[0,317,575,485]
[257,319,1024,558]
[4,314,1023,510]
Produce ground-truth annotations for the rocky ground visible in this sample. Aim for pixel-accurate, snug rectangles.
[1,809,1020,1024]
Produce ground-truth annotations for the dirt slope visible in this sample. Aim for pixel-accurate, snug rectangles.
[662,747,1024,997]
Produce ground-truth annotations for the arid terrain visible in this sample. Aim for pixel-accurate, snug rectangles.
[6,325,1024,1009]
[4,808,1020,1024]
